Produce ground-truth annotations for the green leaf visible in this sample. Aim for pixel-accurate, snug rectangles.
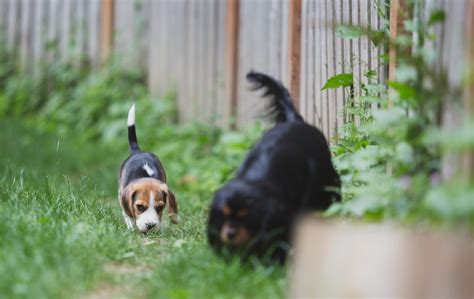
[322,73,354,90]
[428,9,445,26]
[336,25,365,39]
[323,202,343,216]
[368,30,386,47]
[388,81,417,100]
[364,70,377,79]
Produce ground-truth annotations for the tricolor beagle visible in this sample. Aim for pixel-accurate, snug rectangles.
[118,104,179,233]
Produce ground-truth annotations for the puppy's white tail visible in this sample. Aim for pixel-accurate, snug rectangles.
[127,103,136,126]
[127,103,140,153]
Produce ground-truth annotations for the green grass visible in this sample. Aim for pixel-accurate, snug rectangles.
[0,119,286,299]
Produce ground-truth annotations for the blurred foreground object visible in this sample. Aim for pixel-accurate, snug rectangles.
[290,218,474,298]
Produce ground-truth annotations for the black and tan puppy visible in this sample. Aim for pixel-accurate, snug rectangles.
[207,71,340,262]
[118,104,179,233]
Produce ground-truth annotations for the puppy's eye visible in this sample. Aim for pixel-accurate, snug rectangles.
[155,201,165,212]
[136,204,147,213]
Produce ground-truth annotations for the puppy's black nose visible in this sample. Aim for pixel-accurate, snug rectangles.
[227,227,237,240]
[146,223,156,230]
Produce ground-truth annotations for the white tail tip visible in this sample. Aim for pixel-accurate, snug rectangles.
[127,103,136,126]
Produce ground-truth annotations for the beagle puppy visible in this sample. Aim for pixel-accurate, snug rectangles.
[118,104,179,233]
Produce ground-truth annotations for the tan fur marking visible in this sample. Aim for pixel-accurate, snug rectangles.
[222,205,232,216]
[167,190,179,224]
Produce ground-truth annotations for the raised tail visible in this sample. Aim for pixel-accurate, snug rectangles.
[127,103,140,153]
[246,71,303,123]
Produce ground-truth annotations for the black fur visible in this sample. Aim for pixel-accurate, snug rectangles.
[246,70,303,123]
[128,124,140,153]
[207,71,341,263]
[119,152,167,188]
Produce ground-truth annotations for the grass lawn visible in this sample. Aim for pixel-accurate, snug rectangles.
[0,119,286,299]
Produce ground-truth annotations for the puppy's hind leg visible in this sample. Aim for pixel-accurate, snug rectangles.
[122,211,135,230]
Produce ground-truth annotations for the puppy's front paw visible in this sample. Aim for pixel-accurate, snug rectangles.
[122,211,135,230]
[169,214,179,224]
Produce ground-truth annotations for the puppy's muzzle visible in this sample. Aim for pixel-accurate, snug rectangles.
[220,223,250,247]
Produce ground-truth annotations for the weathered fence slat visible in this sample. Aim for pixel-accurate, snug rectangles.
[100,0,114,63]
[227,0,240,128]
[288,0,302,109]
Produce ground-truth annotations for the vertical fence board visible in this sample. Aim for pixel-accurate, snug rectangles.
[205,0,215,122]
[87,0,100,66]
[74,0,86,61]
[100,0,114,63]
[187,0,195,122]
[179,0,190,122]
[32,0,47,76]
[289,0,302,109]
[327,0,337,140]
[268,0,280,83]
[148,1,160,97]
[184,1,195,121]
[352,0,362,126]
[236,0,253,126]
[113,0,128,65]
[47,0,61,62]
[0,0,7,35]
[307,0,316,126]
[215,0,228,126]
[175,1,184,119]
[60,0,72,60]
[320,0,329,137]
[388,0,403,111]
[135,0,149,70]
[205,0,214,121]
[333,0,344,134]
[280,0,289,85]
[313,0,323,129]
[372,0,383,111]
[191,1,200,120]
[359,0,371,128]
[299,0,311,121]
[197,0,206,121]
[19,0,31,69]
[6,0,17,50]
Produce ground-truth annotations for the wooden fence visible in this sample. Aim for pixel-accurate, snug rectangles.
[0,0,472,143]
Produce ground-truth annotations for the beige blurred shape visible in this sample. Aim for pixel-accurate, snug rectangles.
[289,218,474,299]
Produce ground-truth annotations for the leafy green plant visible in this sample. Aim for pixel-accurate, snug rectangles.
[325,1,474,227]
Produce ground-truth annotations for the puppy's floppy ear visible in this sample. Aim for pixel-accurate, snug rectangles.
[167,189,179,224]
[120,185,136,219]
